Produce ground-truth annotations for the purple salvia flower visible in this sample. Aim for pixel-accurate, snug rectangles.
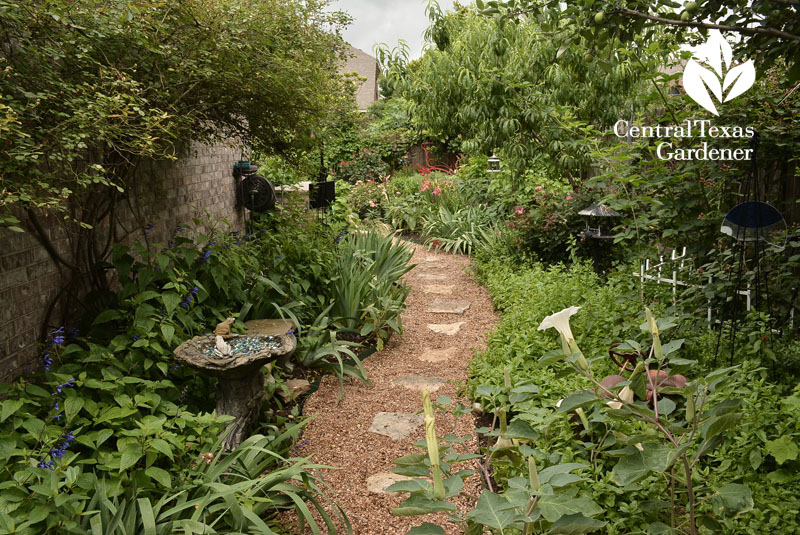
[55,378,75,394]
[38,459,55,470]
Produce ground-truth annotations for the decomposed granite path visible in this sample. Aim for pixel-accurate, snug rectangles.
[287,242,499,534]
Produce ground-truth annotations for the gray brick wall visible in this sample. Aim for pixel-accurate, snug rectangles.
[0,141,246,383]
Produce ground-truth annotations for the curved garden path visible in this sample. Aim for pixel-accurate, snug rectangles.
[295,243,499,534]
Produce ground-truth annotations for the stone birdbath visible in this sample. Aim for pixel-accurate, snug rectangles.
[173,322,296,450]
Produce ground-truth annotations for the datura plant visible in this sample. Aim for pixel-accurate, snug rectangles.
[387,307,754,535]
[539,306,753,535]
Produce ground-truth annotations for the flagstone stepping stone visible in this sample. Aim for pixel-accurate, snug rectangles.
[391,375,447,392]
[419,347,458,363]
[245,318,296,336]
[368,412,424,440]
[366,472,412,494]
[427,322,465,336]
[427,299,471,314]
[278,379,311,402]
[418,273,448,281]
[423,284,455,295]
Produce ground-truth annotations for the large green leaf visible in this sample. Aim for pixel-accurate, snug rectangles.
[119,442,143,472]
[609,453,649,487]
[538,463,587,486]
[549,513,607,534]
[538,491,602,523]
[465,491,524,532]
[392,495,457,516]
[764,435,798,465]
[710,483,754,517]
[700,412,742,441]
[0,400,24,422]
[557,391,598,413]
[503,419,540,441]
[407,523,445,535]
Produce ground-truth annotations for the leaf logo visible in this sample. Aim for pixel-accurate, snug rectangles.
[682,30,755,115]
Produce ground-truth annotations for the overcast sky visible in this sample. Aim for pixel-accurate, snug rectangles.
[331,0,456,60]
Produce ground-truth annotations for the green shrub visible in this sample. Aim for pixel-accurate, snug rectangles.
[329,230,414,350]
[421,205,500,255]
[335,147,389,184]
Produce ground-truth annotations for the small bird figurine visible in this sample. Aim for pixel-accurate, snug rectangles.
[213,335,232,358]
[214,317,235,336]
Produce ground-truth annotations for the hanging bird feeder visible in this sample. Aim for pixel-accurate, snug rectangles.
[577,204,621,239]
[487,153,501,173]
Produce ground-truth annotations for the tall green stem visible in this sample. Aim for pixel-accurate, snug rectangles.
[422,390,445,500]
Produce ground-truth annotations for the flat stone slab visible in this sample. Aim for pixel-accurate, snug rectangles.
[368,412,424,440]
[427,299,471,314]
[391,376,447,392]
[278,379,311,402]
[419,347,459,363]
[427,322,465,336]
[418,273,448,281]
[245,318,296,336]
[366,472,412,494]
[424,256,439,262]
[423,284,455,295]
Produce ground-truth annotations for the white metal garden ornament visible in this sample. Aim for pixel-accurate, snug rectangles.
[683,30,756,116]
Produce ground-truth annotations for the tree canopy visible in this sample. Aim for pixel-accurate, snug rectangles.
[379,4,664,184]
[477,0,800,80]
[0,0,354,227]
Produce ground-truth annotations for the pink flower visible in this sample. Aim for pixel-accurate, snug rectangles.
[433,185,442,196]
[514,206,525,216]
[536,186,543,191]
[566,195,573,200]
[369,201,376,207]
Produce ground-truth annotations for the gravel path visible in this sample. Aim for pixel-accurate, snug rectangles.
[289,243,499,534]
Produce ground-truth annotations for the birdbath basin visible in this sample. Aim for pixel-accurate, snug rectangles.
[174,333,296,450]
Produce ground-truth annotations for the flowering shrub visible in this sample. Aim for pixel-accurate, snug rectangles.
[505,186,615,265]
[348,176,389,218]
[335,146,389,184]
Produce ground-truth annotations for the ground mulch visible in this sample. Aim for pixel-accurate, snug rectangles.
[280,242,499,534]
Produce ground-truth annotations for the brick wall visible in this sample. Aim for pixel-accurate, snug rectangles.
[0,141,245,383]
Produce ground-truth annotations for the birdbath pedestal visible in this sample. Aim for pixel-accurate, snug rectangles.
[173,333,296,450]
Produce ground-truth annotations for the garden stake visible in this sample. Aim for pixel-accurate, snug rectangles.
[421,390,445,500]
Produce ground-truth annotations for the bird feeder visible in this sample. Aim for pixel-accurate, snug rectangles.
[577,204,620,240]
[487,153,501,173]
[578,204,621,274]
[174,331,296,450]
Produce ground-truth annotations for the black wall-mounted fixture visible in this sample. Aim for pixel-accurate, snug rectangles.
[233,160,275,212]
